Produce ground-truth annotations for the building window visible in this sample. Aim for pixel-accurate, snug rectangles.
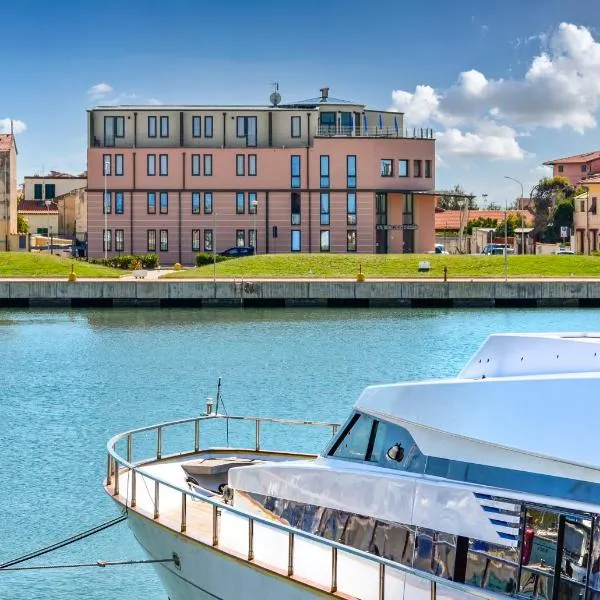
[104,116,124,146]
[191,154,200,176]
[236,192,245,214]
[236,116,257,147]
[291,116,301,138]
[320,155,330,188]
[347,155,356,188]
[45,184,56,199]
[204,192,213,214]
[34,184,43,200]
[147,154,156,176]
[425,160,432,178]
[147,192,156,214]
[160,192,168,214]
[398,159,409,177]
[192,116,201,138]
[160,229,168,252]
[582,164,588,173]
[249,228,257,250]
[347,192,357,225]
[347,230,357,252]
[414,160,422,178]
[147,229,156,252]
[115,229,124,252]
[320,192,330,225]
[148,116,157,138]
[558,165,564,173]
[103,154,112,175]
[236,229,245,247]
[291,192,301,225]
[204,229,213,251]
[581,200,585,212]
[115,191,124,214]
[291,229,301,252]
[248,191,257,214]
[248,154,257,176]
[320,231,330,252]
[204,116,213,138]
[103,191,112,214]
[115,154,124,176]
[192,192,200,214]
[159,154,168,176]
[592,197,598,215]
[103,229,112,251]
[236,154,245,176]
[381,159,393,177]
[204,154,213,176]
[160,116,169,137]
[291,155,301,188]
[192,229,201,251]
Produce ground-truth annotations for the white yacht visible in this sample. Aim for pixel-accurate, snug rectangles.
[105,333,600,599]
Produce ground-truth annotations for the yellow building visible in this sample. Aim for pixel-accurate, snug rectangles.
[0,134,18,249]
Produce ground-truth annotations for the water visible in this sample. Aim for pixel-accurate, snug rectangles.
[2,306,600,599]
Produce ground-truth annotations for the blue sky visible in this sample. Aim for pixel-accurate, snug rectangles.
[4,0,600,204]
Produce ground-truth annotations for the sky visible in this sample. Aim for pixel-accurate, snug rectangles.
[3,0,600,205]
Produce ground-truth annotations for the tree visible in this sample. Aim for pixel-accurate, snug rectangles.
[17,214,28,234]
[530,176,575,241]
[465,217,498,235]
[494,214,525,237]
[437,184,478,210]
[487,202,502,210]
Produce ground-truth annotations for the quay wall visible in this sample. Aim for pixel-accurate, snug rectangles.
[1,280,600,308]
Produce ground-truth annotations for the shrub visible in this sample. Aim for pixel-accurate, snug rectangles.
[196,252,231,267]
[89,253,159,270]
[140,254,159,269]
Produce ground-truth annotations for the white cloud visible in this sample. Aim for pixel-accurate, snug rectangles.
[147,98,162,105]
[390,22,600,162]
[88,82,114,98]
[0,119,27,134]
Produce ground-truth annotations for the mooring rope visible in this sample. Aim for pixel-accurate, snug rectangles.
[0,513,127,569]
[0,558,175,572]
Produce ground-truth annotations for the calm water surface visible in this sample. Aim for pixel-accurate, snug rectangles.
[2,307,600,599]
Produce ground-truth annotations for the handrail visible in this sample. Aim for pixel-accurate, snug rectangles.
[106,415,497,600]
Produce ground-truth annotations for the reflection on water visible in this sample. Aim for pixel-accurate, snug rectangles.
[2,307,600,600]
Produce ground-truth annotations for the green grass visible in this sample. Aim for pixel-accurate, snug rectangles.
[0,252,124,278]
[165,254,600,279]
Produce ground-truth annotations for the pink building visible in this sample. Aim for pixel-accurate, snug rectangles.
[543,151,600,187]
[87,88,436,263]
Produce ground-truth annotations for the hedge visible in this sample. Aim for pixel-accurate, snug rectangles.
[195,252,232,267]
[89,254,159,270]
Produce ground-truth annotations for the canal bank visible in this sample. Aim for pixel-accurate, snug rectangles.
[2,278,600,308]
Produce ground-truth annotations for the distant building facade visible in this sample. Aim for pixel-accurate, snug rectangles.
[573,176,600,253]
[86,88,437,262]
[57,187,87,237]
[17,199,58,235]
[0,134,18,249]
[543,151,600,187]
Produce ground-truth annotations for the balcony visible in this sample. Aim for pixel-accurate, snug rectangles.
[315,125,435,139]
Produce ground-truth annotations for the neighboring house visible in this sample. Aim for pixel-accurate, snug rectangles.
[573,175,600,253]
[87,87,437,261]
[435,210,530,234]
[57,187,87,236]
[17,199,58,235]
[543,151,600,187]
[0,133,18,249]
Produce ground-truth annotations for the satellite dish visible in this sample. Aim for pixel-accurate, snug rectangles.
[270,91,282,106]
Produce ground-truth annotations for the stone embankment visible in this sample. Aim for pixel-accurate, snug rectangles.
[1,278,600,308]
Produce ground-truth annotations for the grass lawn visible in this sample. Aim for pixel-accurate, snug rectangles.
[0,252,124,278]
[165,254,600,279]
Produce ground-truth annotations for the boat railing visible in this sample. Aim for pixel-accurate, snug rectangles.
[106,414,497,600]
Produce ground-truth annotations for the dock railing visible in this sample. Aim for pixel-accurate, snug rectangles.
[106,414,498,600]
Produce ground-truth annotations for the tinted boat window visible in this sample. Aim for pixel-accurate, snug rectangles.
[331,414,374,461]
[368,420,426,473]
[559,516,591,600]
[413,527,456,580]
[465,540,518,594]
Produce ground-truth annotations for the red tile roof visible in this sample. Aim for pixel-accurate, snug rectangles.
[18,200,58,214]
[0,134,15,152]
[24,170,87,179]
[435,210,531,231]
[543,151,600,165]
[580,174,600,185]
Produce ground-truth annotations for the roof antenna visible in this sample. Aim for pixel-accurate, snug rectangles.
[269,82,281,107]
[10,119,14,135]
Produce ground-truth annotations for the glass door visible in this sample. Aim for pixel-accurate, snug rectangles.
[375,193,387,254]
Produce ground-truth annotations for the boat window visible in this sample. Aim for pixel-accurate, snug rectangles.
[413,527,456,580]
[330,413,375,461]
[318,509,349,542]
[370,520,415,566]
[368,419,426,473]
[559,515,591,599]
[589,518,600,599]
[465,539,519,594]
[340,515,375,552]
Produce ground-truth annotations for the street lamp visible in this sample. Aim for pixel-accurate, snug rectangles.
[504,175,524,254]
[250,199,258,254]
[504,198,508,281]
[212,206,217,287]
[104,159,110,260]
[44,199,52,255]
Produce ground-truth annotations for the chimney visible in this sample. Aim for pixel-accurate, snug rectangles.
[10,119,13,135]
[319,87,329,102]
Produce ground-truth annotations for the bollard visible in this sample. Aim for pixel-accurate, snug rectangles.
[356,263,365,283]
[68,264,77,282]
[443,266,448,282]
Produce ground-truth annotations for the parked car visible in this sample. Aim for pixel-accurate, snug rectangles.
[482,243,511,255]
[490,247,515,255]
[555,249,575,255]
[219,246,255,257]
[434,243,449,254]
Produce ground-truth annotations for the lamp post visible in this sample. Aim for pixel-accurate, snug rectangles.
[103,159,109,260]
[504,199,508,281]
[251,198,258,254]
[44,199,52,254]
[212,206,217,286]
[504,176,524,254]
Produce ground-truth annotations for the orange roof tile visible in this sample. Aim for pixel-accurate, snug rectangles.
[435,210,531,231]
[543,151,600,165]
